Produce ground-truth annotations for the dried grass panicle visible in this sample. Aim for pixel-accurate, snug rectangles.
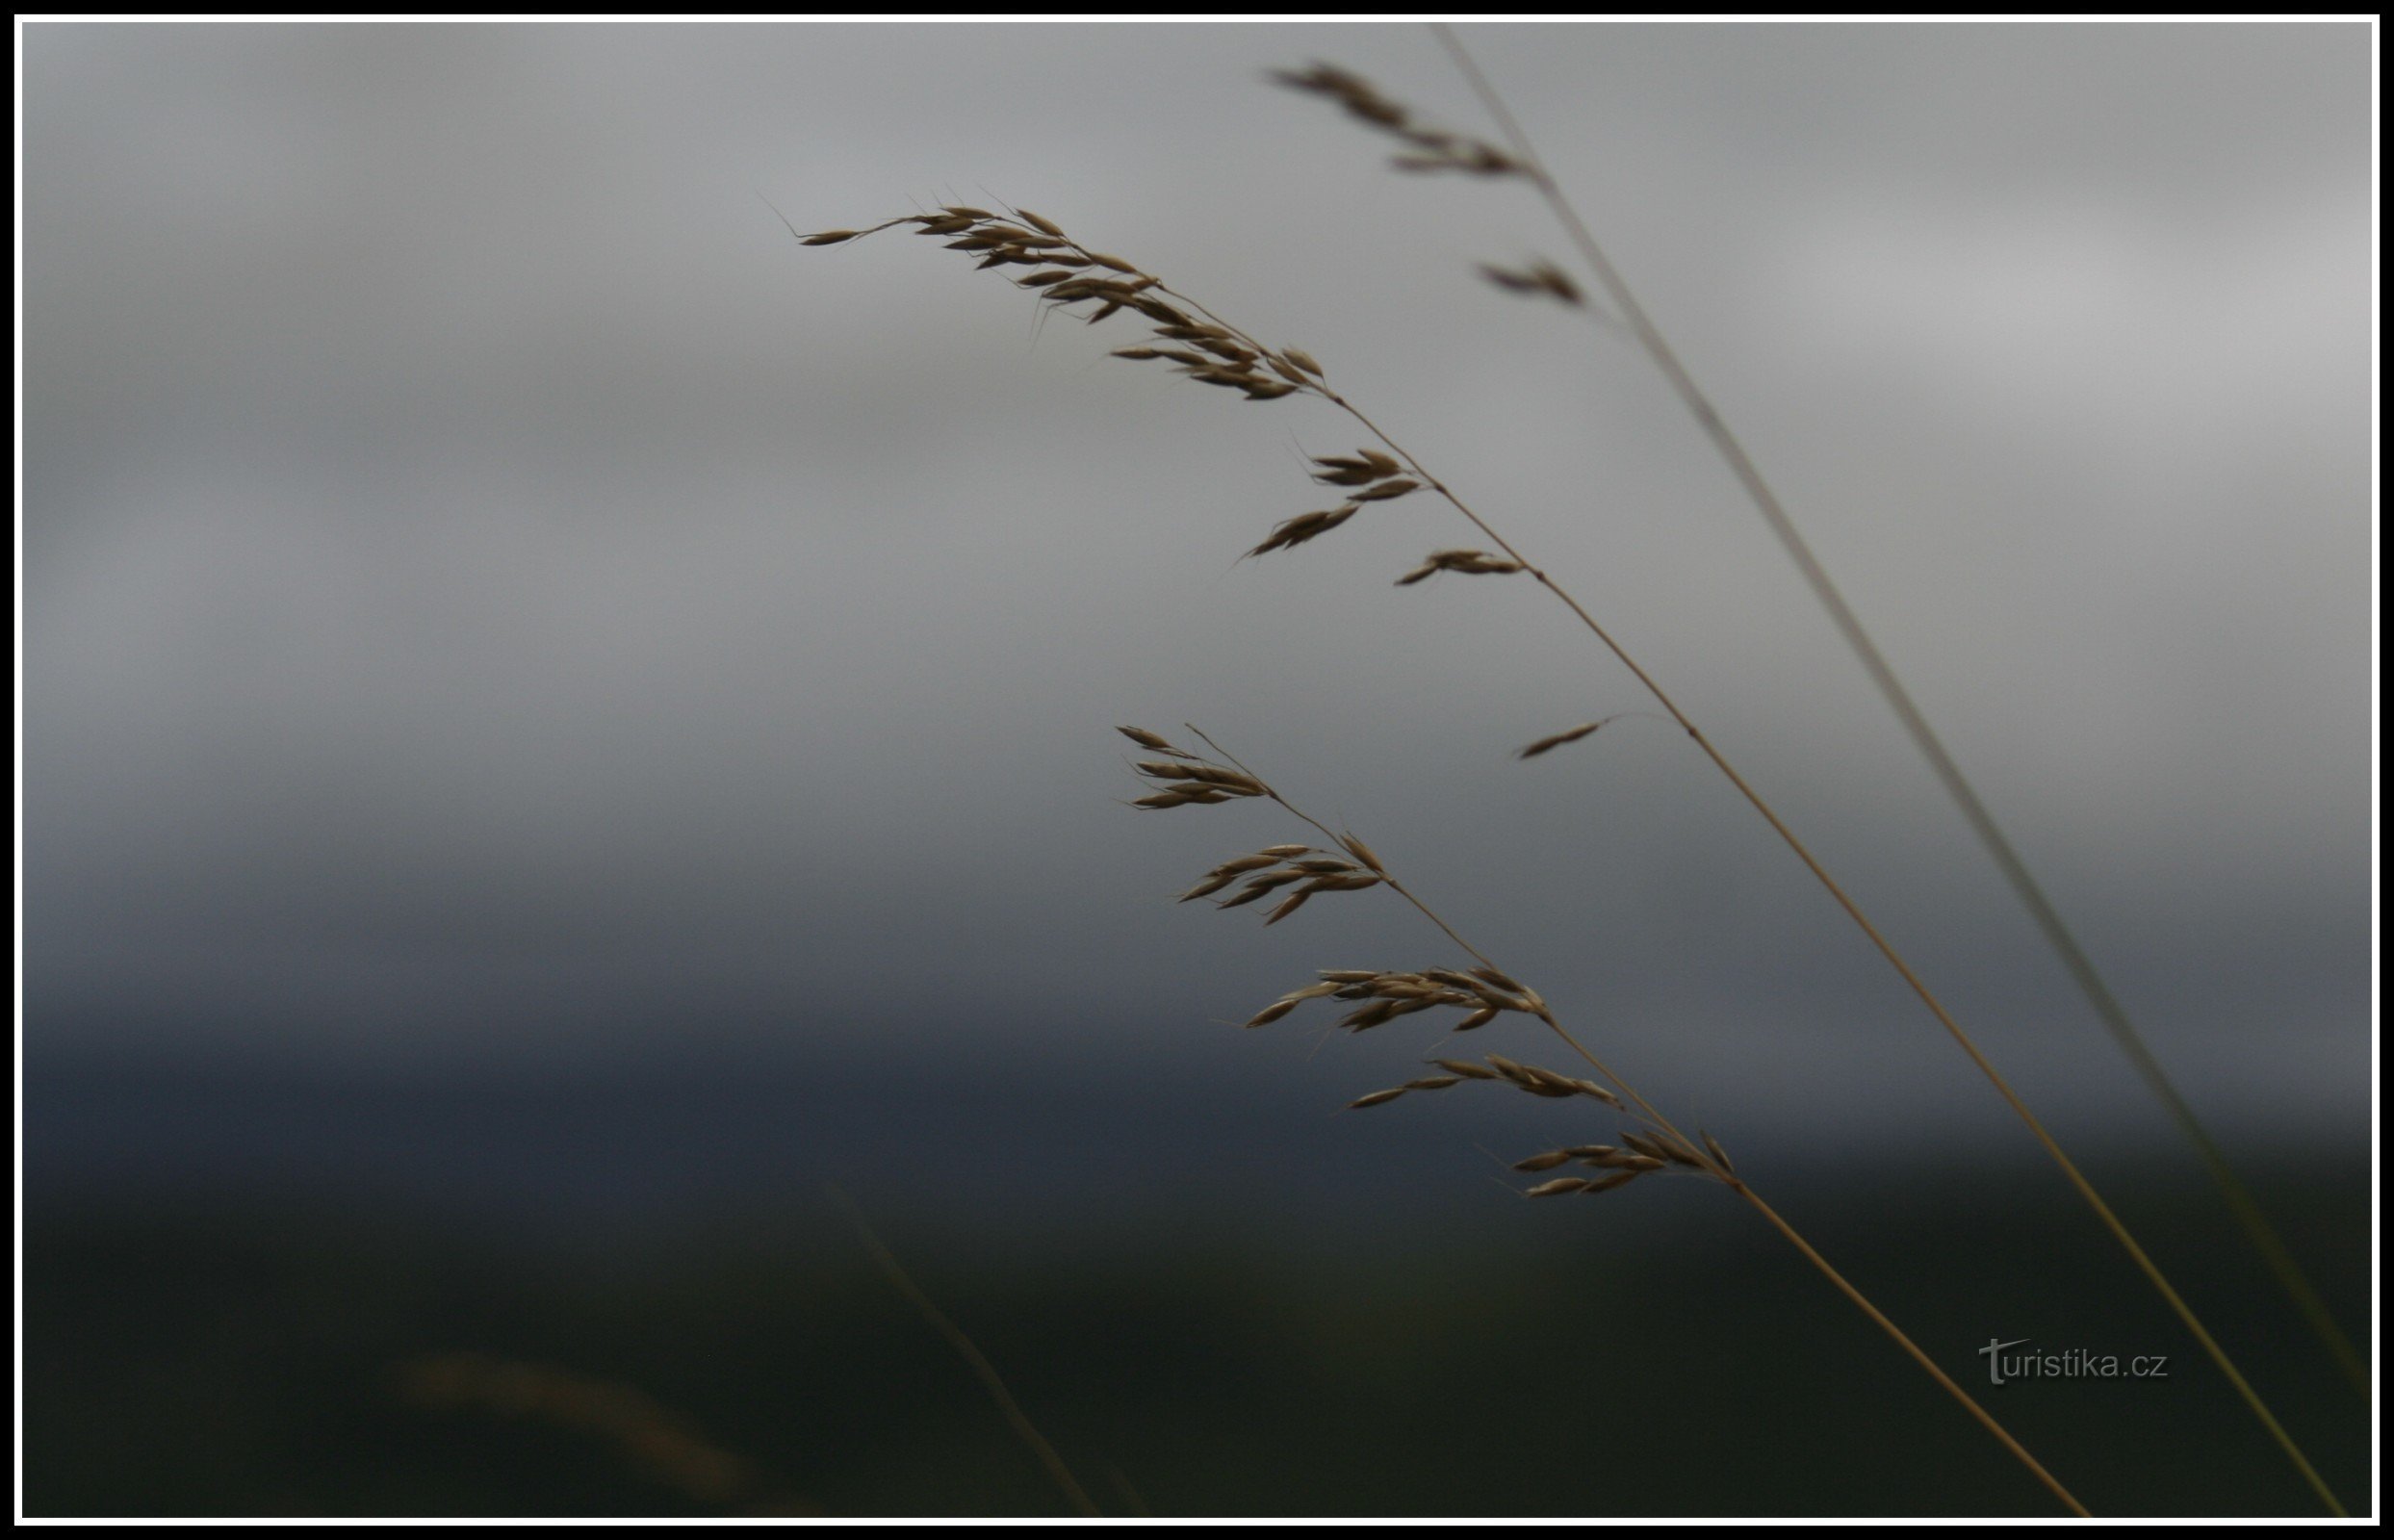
[1106,732,1759,1330]
[1114,737,1408,926]
[808,206,1322,404]
[1271,64,1608,320]
[1308,449,1403,486]
[1516,1158,1655,1198]
[1482,1052,1620,1108]
[1271,62,1525,177]
[1397,548,1527,585]
[1137,760,1265,793]
[1348,1052,1738,1196]
[1239,451,1428,560]
[1240,966,1543,1037]
[805,210,1401,568]
[1124,740,1267,810]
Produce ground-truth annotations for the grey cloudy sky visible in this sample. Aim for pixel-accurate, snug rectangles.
[22,23,2373,1210]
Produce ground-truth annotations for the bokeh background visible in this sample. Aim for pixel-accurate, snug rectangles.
[21,20,2374,1517]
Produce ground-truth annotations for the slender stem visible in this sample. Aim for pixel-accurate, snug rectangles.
[829,1186,1101,1518]
[1188,727,2089,1517]
[1734,1184,2091,1519]
[1430,13,2364,1476]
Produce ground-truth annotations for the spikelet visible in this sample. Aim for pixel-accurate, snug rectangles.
[1517,722,1603,759]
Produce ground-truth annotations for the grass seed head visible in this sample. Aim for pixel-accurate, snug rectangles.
[1703,1132,1738,1176]
[1243,998,1302,1029]
[1517,722,1603,759]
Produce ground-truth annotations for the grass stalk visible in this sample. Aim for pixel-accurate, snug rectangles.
[829,1186,1100,1518]
[1429,18,2368,1409]
[1182,726,2088,1517]
[1265,42,2352,1512]
[795,159,2340,1514]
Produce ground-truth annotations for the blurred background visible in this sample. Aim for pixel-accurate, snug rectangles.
[21,20,2373,1517]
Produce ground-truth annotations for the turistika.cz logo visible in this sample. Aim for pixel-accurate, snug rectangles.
[1980,1338,2171,1385]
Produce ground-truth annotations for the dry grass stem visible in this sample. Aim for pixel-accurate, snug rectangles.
[1422,25,2360,1496]
[1422,33,2370,1407]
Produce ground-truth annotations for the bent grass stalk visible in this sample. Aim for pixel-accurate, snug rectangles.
[794,195,2323,1514]
[1281,38,2360,1505]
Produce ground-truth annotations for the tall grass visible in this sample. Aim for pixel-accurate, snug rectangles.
[787,47,2349,1517]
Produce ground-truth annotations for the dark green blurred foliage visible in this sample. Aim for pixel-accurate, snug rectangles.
[23,1159,2369,1518]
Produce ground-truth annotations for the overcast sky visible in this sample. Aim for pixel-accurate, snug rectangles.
[22,23,2374,1213]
